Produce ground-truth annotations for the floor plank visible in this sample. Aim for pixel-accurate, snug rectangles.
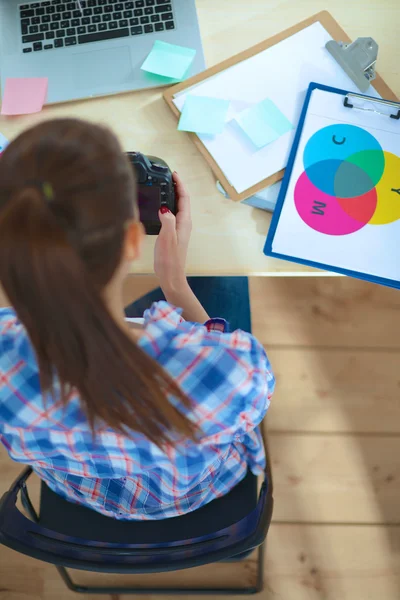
[267,348,400,433]
[250,278,400,349]
[0,549,110,600]
[270,433,400,524]
[13,525,398,600]
[263,524,400,600]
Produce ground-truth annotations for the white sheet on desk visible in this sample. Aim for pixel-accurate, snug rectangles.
[271,88,400,282]
[253,181,282,203]
[242,181,281,211]
[172,22,380,194]
[216,178,281,211]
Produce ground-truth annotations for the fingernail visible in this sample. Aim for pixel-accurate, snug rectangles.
[160,206,171,214]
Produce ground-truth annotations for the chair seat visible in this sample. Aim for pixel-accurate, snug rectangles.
[39,470,258,544]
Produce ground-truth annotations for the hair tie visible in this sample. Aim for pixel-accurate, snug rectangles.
[41,182,54,203]
[24,180,54,203]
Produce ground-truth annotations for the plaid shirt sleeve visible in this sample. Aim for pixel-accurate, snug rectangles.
[141,302,274,446]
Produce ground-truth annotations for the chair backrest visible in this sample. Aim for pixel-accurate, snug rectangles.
[0,467,273,574]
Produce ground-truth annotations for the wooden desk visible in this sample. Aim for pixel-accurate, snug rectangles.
[0,0,398,275]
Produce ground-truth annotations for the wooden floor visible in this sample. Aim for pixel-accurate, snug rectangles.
[1,276,400,599]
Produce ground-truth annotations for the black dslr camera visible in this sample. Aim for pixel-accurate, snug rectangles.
[127,152,176,235]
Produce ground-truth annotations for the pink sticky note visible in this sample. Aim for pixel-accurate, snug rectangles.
[1,77,48,116]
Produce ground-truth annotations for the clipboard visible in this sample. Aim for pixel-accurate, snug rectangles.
[163,11,397,202]
[264,82,400,290]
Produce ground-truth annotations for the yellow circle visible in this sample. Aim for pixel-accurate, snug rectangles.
[369,151,400,225]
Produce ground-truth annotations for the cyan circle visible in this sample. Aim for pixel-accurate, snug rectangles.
[304,124,382,170]
[305,159,341,196]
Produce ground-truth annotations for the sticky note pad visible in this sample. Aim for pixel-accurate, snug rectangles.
[178,95,230,136]
[235,98,293,149]
[141,41,196,81]
[0,133,9,154]
[1,78,48,116]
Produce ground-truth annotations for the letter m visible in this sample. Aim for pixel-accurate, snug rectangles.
[311,200,326,216]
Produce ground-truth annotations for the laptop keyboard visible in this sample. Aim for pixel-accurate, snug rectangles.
[19,0,175,53]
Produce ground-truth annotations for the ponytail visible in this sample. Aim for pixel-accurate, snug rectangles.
[0,186,197,447]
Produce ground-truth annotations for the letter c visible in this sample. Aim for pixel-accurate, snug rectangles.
[332,135,346,145]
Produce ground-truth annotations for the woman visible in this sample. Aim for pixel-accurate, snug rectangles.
[0,119,274,521]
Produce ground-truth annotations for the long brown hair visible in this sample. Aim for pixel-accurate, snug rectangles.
[0,118,196,447]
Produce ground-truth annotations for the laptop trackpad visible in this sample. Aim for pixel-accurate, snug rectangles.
[72,46,133,91]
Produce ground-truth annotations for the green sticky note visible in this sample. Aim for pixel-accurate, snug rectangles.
[140,40,196,81]
[235,98,293,149]
[178,95,230,136]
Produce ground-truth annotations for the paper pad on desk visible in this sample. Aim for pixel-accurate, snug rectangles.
[1,78,48,115]
[141,41,196,81]
[178,95,230,135]
[235,98,293,149]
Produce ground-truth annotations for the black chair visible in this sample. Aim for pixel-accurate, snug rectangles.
[0,440,273,596]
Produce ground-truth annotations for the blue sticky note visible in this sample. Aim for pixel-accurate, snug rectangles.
[140,40,196,81]
[235,98,293,149]
[0,132,9,154]
[178,95,230,136]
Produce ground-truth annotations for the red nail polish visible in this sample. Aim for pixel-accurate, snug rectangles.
[160,206,171,214]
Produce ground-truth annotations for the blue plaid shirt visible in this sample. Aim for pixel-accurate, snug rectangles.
[0,302,274,520]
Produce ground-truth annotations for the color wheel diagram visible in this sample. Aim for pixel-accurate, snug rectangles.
[294,124,400,235]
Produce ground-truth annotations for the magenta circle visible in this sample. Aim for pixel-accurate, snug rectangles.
[294,171,368,236]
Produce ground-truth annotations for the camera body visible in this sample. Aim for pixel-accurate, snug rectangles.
[126,152,176,235]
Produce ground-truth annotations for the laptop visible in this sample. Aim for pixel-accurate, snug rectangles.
[0,0,205,104]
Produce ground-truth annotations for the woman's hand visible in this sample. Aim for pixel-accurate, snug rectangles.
[154,171,192,294]
[154,172,209,323]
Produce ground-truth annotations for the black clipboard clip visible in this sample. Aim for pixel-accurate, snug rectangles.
[344,93,400,120]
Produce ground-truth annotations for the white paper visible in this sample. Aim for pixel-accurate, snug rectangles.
[271,88,400,283]
[217,179,281,211]
[242,181,281,211]
[173,22,380,194]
